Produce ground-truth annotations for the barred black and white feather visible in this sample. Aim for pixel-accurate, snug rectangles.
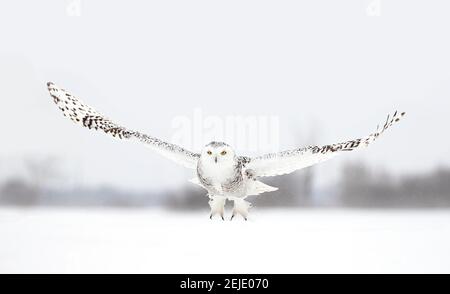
[241,111,406,177]
[46,82,200,169]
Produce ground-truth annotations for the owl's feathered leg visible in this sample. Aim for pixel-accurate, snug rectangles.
[231,198,252,221]
[208,196,226,220]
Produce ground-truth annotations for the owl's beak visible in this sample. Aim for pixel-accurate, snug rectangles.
[214,157,218,163]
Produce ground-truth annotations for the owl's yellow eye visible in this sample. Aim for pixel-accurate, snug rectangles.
[207,150,212,155]
[221,150,227,155]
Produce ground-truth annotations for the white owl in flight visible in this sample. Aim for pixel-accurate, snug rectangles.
[46,82,405,220]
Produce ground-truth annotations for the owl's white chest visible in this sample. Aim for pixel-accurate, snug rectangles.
[197,159,239,194]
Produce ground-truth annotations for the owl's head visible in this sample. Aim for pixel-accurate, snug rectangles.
[200,141,236,165]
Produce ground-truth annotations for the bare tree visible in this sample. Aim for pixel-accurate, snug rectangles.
[0,156,61,206]
[25,156,61,193]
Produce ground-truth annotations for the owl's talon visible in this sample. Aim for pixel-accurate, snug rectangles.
[232,199,251,221]
[208,196,226,221]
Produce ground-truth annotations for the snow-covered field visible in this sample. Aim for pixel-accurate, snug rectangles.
[0,207,450,273]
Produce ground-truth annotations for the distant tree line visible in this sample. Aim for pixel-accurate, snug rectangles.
[339,162,450,208]
[1,158,450,209]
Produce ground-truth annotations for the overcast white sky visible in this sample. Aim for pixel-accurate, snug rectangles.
[0,0,449,190]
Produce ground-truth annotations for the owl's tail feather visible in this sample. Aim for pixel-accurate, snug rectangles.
[246,180,278,197]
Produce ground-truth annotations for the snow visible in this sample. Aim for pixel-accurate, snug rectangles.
[1,207,450,273]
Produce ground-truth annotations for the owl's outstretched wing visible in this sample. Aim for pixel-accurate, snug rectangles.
[242,111,405,177]
[46,82,200,169]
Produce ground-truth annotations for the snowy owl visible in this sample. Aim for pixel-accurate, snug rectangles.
[46,82,405,220]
